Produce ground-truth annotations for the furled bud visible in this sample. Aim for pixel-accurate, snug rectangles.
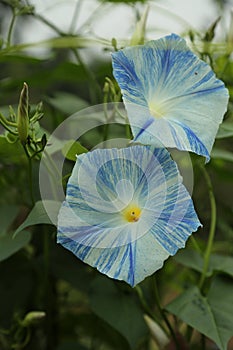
[103,81,109,94]
[144,314,170,349]
[17,82,29,145]
[130,6,149,46]
[22,311,46,327]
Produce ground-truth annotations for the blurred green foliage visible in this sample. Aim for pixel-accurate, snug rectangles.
[0,1,233,350]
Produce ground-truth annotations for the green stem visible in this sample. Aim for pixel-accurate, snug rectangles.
[42,227,57,350]
[23,145,35,205]
[28,156,35,206]
[77,3,106,32]
[198,165,216,291]
[44,149,61,179]
[71,48,101,104]
[153,276,180,349]
[43,230,50,288]
[32,11,101,103]
[135,286,163,327]
[69,0,83,33]
[7,8,17,47]
[0,114,18,134]
[0,113,16,127]
[186,325,193,343]
[43,150,61,201]
[103,95,110,141]
[201,333,206,350]
[33,13,65,36]
[102,123,109,142]
[190,235,202,254]
[125,124,132,140]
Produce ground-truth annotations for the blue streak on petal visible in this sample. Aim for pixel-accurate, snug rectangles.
[169,121,210,161]
[57,229,170,287]
[133,116,154,141]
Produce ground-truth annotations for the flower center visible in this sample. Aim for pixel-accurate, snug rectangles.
[148,101,164,118]
[123,205,141,223]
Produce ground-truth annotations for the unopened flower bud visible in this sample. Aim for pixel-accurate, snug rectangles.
[17,82,29,145]
[103,81,109,94]
[22,311,46,327]
[144,314,170,349]
[130,6,149,46]
[111,38,117,51]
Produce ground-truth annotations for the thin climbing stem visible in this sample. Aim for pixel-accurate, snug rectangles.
[32,11,101,103]
[33,13,65,36]
[0,113,17,127]
[135,286,162,326]
[69,0,83,33]
[198,165,216,291]
[7,7,17,47]
[43,229,50,288]
[23,145,35,205]
[28,156,35,206]
[77,2,107,33]
[43,150,61,201]
[190,235,202,254]
[201,333,206,350]
[71,48,101,103]
[125,124,132,140]
[0,120,18,134]
[103,91,110,141]
[153,276,180,349]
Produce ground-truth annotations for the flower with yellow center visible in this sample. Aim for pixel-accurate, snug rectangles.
[112,33,229,162]
[58,146,201,287]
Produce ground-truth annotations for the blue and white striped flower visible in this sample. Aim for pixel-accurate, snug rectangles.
[57,146,201,286]
[112,33,229,161]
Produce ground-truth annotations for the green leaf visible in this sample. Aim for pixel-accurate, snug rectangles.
[46,92,89,115]
[209,254,233,278]
[174,249,233,278]
[51,246,92,293]
[211,148,233,162]
[166,276,233,350]
[57,312,129,350]
[174,249,204,274]
[0,253,35,328]
[0,54,44,65]
[0,205,19,234]
[57,343,88,350]
[90,276,148,349]
[0,135,25,163]
[216,121,233,139]
[68,105,127,148]
[0,230,31,262]
[14,200,61,237]
[62,140,88,161]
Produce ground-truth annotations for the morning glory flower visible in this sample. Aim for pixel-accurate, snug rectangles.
[112,33,229,161]
[57,146,201,287]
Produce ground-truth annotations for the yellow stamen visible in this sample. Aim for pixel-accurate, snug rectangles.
[123,205,141,223]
